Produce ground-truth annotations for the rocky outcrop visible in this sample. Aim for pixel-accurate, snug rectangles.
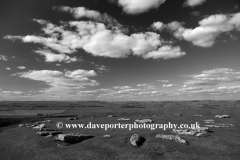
[40,128,61,131]
[118,118,130,121]
[205,124,234,128]
[103,135,112,138]
[135,119,153,123]
[130,134,145,146]
[156,134,187,144]
[55,133,93,143]
[33,124,45,130]
[45,135,53,138]
[215,115,230,118]
[108,115,116,118]
[173,127,209,137]
[36,131,62,136]
[66,117,78,120]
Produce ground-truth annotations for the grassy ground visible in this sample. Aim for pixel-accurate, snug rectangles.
[0,101,240,160]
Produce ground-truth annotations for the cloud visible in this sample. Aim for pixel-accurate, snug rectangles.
[163,84,177,87]
[57,6,125,31]
[17,66,26,70]
[152,22,164,30]
[6,67,11,70]
[143,45,186,59]
[58,6,101,19]
[15,69,99,94]
[35,50,79,63]
[113,86,131,89]
[112,0,166,14]
[5,7,186,60]
[137,84,156,90]
[191,11,200,16]
[179,86,240,95]
[2,91,23,95]
[184,0,207,7]
[0,55,8,61]
[166,12,240,47]
[157,80,169,82]
[184,68,240,86]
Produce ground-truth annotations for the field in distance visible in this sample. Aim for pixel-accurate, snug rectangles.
[0,100,240,160]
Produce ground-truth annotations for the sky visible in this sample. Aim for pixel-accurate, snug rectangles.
[0,0,240,101]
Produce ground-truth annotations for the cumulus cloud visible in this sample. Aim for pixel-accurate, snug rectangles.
[58,6,101,19]
[137,84,156,90]
[113,86,131,89]
[158,80,169,82]
[0,55,8,61]
[152,22,164,30]
[163,84,177,87]
[165,12,240,47]
[184,0,207,7]
[143,46,186,59]
[112,0,166,14]
[179,85,240,95]
[57,6,124,31]
[2,91,23,95]
[184,68,240,86]
[35,50,79,63]
[17,66,26,70]
[5,7,186,60]
[15,69,98,94]
[6,67,11,70]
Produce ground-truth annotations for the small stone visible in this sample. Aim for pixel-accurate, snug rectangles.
[130,134,144,146]
[45,135,53,138]
[103,135,112,139]
[135,119,153,123]
[118,118,130,121]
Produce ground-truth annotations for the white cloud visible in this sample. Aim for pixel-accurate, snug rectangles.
[143,46,186,59]
[152,22,164,30]
[137,84,156,90]
[114,0,166,14]
[167,12,240,47]
[2,91,23,95]
[163,84,177,87]
[35,50,79,63]
[137,84,149,87]
[113,86,131,89]
[6,67,11,70]
[58,6,101,19]
[57,6,125,31]
[184,0,207,7]
[179,85,240,95]
[184,68,240,86]
[15,69,98,94]
[5,7,186,60]
[158,80,169,82]
[0,55,8,61]
[17,66,26,70]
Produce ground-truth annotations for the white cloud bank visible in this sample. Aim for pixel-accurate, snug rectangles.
[184,68,240,86]
[152,12,240,47]
[17,66,26,70]
[184,0,207,7]
[0,55,8,61]
[163,84,177,87]
[35,50,79,63]
[5,6,185,60]
[15,69,98,94]
[112,0,166,14]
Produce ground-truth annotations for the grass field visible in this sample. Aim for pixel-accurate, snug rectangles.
[0,101,240,160]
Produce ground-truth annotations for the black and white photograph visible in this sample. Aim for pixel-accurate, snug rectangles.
[0,0,240,159]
